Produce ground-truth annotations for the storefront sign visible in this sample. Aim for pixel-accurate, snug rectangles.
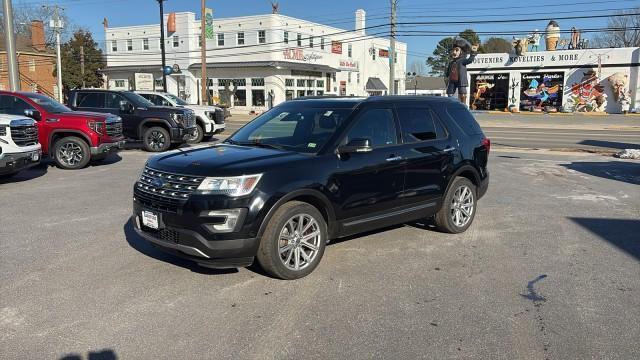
[520,72,564,112]
[134,73,154,91]
[378,49,389,58]
[331,41,342,54]
[469,51,586,69]
[339,60,359,71]
[204,8,214,40]
[282,49,323,62]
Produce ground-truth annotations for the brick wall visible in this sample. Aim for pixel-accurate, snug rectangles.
[0,52,57,97]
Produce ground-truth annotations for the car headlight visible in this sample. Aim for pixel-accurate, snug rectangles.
[0,125,6,137]
[170,112,183,123]
[204,111,215,120]
[87,120,105,135]
[197,174,262,196]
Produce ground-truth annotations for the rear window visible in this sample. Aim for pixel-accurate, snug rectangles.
[397,107,447,143]
[445,105,483,135]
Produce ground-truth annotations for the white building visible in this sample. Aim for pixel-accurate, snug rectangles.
[103,10,407,112]
[465,47,640,113]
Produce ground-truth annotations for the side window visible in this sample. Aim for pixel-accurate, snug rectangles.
[142,94,160,106]
[397,107,447,143]
[345,108,397,147]
[0,95,34,115]
[157,95,171,107]
[76,92,105,108]
[446,105,483,135]
[106,93,129,109]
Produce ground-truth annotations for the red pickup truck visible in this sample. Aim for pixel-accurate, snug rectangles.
[0,91,125,169]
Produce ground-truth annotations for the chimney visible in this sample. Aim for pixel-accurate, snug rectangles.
[355,9,365,35]
[31,20,46,52]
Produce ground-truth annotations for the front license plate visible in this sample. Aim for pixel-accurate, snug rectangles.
[141,210,159,229]
[31,152,40,161]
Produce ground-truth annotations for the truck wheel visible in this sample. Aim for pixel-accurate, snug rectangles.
[53,136,91,170]
[142,126,170,152]
[186,124,204,144]
[257,201,327,280]
[434,177,477,234]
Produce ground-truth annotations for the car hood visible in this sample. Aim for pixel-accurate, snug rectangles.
[147,144,308,176]
[61,111,112,121]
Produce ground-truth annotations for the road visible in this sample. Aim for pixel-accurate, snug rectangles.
[222,113,640,152]
[1,148,639,359]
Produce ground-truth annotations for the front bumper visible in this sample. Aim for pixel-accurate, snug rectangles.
[0,149,41,175]
[90,140,125,157]
[132,200,259,268]
[170,127,197,143]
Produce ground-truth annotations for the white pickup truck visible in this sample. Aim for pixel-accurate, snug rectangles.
[135,91,226,143]
[0,114,42,177]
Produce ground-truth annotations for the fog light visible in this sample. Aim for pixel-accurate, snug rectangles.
[204,209,244,233]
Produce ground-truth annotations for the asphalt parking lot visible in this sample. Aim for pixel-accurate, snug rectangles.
[1,145,639,359]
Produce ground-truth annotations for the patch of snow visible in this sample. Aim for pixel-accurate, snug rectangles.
[615,149,640,159]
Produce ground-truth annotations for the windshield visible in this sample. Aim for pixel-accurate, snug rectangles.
[165,93,188,106]
[27,94,71,114]
[227,104,353,154]
[123,92,155,107]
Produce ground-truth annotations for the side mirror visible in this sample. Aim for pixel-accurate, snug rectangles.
[24,109,41,121]
[338,138,373,154]
[119,100,133,113]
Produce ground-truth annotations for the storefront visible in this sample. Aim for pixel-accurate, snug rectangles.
[466,47,640,114]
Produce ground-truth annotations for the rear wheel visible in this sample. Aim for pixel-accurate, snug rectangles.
[53,136,91,170]
[186,123,204,144]
[257,201,327,280]
[142,126,170,152]
[434,177,477,233]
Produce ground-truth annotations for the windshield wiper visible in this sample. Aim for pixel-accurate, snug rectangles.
[230,139,286,151]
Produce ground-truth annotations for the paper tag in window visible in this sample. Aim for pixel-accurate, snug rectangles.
[308,143,317,148]
[323,111,333,116]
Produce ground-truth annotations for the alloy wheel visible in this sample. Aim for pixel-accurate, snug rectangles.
[450,185,474,228]
[57,142,84,167]
[148,130,166,151]
[278,214,322,271]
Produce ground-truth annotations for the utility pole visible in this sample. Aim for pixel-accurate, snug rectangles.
[157,0,168,92]
[3,0,20,90]
[388,0,397,95]
[48,4,64,102]
[80,45,85,88]
[200,0,207,105]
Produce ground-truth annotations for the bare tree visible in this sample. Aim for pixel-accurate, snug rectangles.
[592,8,640,48]
[0,3,75,46]
[409,60,427,76]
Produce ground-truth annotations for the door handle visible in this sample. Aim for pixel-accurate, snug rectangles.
[46,118,60,123]
[386,155,403,162]
[443,147,456,153]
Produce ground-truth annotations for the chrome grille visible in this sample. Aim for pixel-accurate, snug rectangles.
[106,121,123,137]
[214,108,225,124]
[134,166,204,212]
[184,111,196,128]
[10,124,38,147]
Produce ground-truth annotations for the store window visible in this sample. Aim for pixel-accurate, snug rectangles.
[233,79,247,106]
[321,38,325,50]
[348,44,352,58]
[217,33,225,46]
[114,80,125,88]
[285,79,294,87]
[470,73,510,111]
[258,30,266,44]
[111,40,117,52]
[316,80,324,88]
[348,72,352,83]
[251,78,265,86]
[297,79,306,87]
[306,90,314,96]
[307,80,314,88]
[127,39,133,51]
[309,36,314,48]
[143,38,149,50]
[297,33,302,47]
[237,32,245,45]
[519,72,563,112]
[252,90,265,107]
[284,31,289,44]
[286,90,294,100]
[297,90,305,98]
[173,35,179,48]
[316,90,324,96]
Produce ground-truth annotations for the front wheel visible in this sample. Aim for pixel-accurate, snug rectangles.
[142,126,171,152]
[257,201,327,280]
[186,124,204,144]
[434,177,477,233]
[53,136,91,170]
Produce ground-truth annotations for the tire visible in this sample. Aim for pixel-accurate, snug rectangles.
[257,201,327,280]
[434,177,477,234]
[53,136,91,170]
[142,126,171,152]
[186,123,204,144]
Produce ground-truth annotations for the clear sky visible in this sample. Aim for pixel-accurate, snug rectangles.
[11,0,630,70]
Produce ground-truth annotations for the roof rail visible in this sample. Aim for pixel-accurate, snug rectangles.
[291,95,364,100]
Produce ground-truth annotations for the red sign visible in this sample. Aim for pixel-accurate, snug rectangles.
[339,60,358,71]
[283,48,304,61]
[331,41,342,54]
[378,48,389,58]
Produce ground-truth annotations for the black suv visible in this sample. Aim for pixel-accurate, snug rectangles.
[67,90,196,152]
[132,96,490,279]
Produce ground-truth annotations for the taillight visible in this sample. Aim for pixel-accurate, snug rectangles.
[88,121,105,135]
[481,137,491,154]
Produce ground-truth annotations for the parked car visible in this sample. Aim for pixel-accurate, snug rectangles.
[135,91,225,143]
[131,96,490,279]
[67,89,196,152]
[0,114,41,177]
[0,91,124,170]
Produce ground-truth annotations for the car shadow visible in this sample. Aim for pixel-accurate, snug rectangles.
[59,349,117,360]
[561,161,640,185]
[122,218,239,275]
[579,139,640,150]
[0,162,48,184]
[569,217,640,261]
